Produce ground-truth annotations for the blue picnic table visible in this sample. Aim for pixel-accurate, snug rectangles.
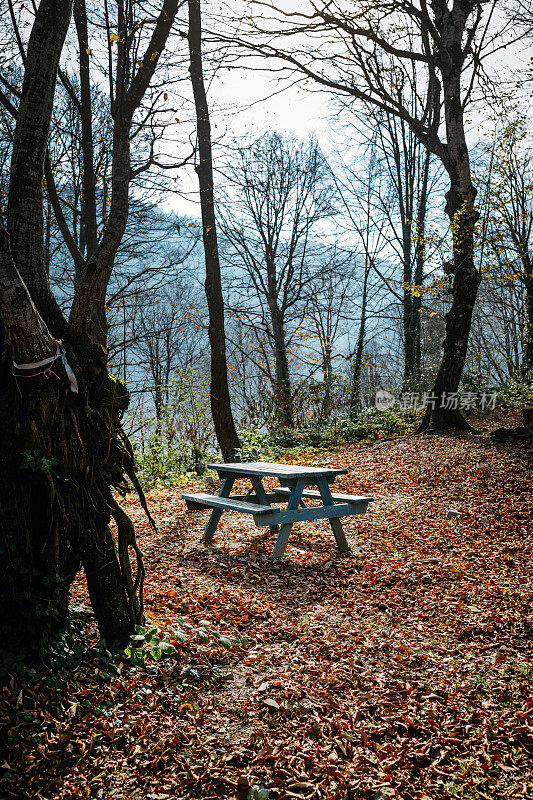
[182,461,373,559]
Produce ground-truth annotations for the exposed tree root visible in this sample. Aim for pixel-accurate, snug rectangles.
[0,358,150,648]
[111,498,144,625]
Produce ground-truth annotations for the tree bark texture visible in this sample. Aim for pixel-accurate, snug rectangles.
[418,18,481,430]
[269,299,294,429]
[0,0,178,650]
[6,0,72,336]
[187,0,241,460]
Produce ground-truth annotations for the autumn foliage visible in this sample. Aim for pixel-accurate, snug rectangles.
[1,414,532,799]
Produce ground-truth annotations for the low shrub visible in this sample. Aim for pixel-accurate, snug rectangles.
[491,373,533,412]
[133,435,207,489]
[270,407,422,451]
[235,425,272,461]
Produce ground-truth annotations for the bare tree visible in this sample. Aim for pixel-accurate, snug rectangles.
[223,0,531,429]
[225,316,277,426]
[488,120,533,373]
[132,281,205,434]
[372,110,434,389]
[305,260,353,422]
[330,55,443,392]
[220,132,335,428]
[329,140,411,413]
[467,273,525,381]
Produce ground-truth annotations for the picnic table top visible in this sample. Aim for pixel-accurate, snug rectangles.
[208,461,348,480]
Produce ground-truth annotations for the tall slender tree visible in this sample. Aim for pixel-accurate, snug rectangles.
[187,0,241,460]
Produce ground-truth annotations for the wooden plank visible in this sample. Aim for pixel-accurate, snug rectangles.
[271,477,306,559]
[182,492,277,517]
[185,492,279,508]
[254,501,370,528]
[203,477,234,544]
[317,476,350,553]
[184,497,214,510]
[208,461,348,479]
[273,487,374,504]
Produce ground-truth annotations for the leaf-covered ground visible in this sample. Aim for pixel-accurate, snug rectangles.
[2,416,533,800]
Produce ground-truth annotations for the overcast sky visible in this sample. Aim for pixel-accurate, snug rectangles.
[169,67,336,215]
[165,0,531,218]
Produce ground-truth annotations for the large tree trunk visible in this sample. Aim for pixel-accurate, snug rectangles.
[0,0,133,649]
[6,0,71,336]
[0,0,178,651]
[1,231,140,650]
[418,186,480,431]
[187,0,241,461]
[0,368,139,641]
[418,64,481,432]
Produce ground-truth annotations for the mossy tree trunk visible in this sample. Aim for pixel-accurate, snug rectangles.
[417,26,482,432]
[417,190,481,431]
[0,0,178,649]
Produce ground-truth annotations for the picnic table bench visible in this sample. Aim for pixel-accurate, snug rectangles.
[182,461,373,559]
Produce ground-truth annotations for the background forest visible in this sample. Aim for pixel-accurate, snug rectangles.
[2,0,532,491]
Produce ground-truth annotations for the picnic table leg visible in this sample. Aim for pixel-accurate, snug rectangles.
[250,476,280,540]
[271,477,306,560]
[316,477,351,553]
[203,476,235,544]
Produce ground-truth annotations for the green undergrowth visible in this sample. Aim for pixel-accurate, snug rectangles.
[270,407,422,452]
[0,610,246,686]
[491,373,533,411]
[461,370,533,412]
[235,408,424,461]
[132,435,207,490]
[131,373,533,489]
[132,410,424,488]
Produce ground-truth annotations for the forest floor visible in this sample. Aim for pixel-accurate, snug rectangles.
[1,413,533,800]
